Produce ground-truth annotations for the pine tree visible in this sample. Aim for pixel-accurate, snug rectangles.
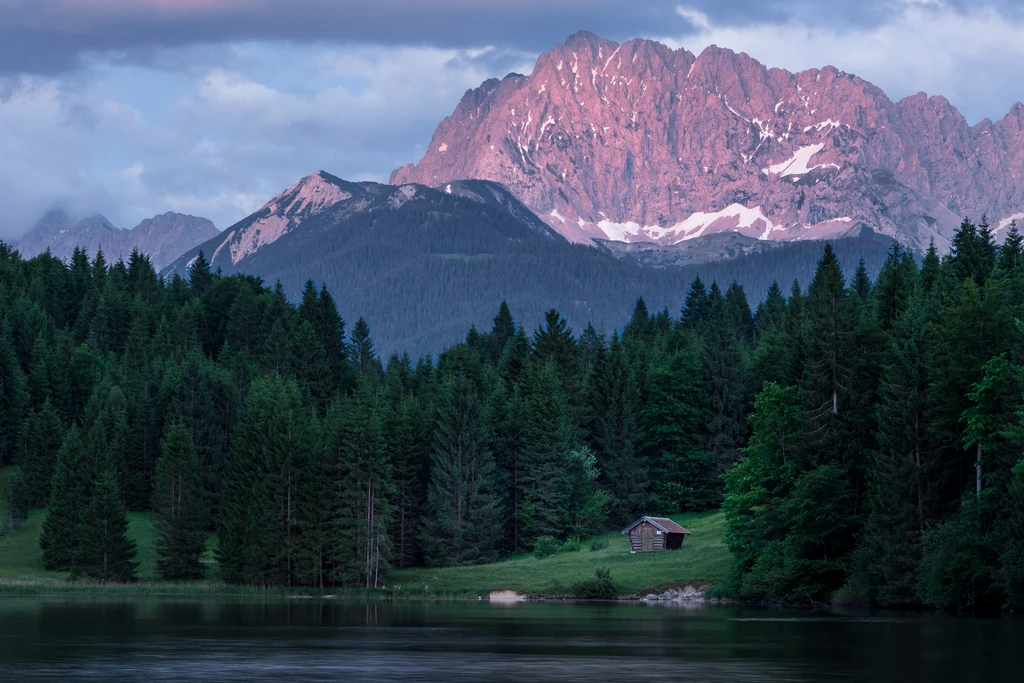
[724,382,801,578]
[585,333,646,525]
[73,470,138,582]
[386,393,428,568]
[703,291,748,476]
[350,317,382,380]
[801,243,858,465]
[998,221,1022,272]
[289,320,333,410]
[188,251,213,297]
[323,381,394,587]
[519,362,574,543]
[18,397,65,507]
[532,308,578,397]
[161,347,229,524]
[643,349,714,512]
[750,281,792,389]
[0,324,27,466]
[152,423,207,580]
[874,242,919,332]
[681,276,712,331]
[217,375,309,586]
[723,282,754,341]
[488,300,516,363]
[421,374,502,566]
[856,299,935,605]
[40,429,91,571]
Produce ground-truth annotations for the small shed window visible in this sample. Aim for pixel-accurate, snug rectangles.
[655,530,662,535]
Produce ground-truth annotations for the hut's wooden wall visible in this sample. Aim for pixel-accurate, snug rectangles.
[628,522,666,552]
[627,522,685,552]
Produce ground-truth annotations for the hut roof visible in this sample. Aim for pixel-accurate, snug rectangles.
[621,516,692,535]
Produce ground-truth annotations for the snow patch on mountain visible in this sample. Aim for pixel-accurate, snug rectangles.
[596,204,777,243]
[997,212,1023,233]
[763,144,829,177]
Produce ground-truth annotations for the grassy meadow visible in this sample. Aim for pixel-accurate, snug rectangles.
[389,511,731,598]
[1,466,731,598]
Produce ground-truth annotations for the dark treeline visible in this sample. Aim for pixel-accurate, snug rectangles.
[2,218,1024,609]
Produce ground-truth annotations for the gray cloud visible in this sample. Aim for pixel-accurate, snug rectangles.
[8,0,1023,75]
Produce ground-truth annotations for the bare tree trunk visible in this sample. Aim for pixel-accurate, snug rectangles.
[976,442,983,501]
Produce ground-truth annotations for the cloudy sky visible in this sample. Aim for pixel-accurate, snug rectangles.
[1,0,1023,239]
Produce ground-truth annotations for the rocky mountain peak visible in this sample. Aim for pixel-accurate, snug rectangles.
[17,210,217,270]
[392,32,1024,253]
[262,170,354,218]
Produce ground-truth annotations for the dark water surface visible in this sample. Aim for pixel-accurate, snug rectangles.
[0,598,1021,681]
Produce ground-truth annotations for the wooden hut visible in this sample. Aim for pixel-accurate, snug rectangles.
[622,516,691,553]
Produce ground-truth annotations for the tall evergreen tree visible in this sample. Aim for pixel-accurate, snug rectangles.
[323,381,394,587]
[17,397,65,507]
[188,251,213,297]
[40,429,91,571]
[217,375,309,586]
[520,362,574,543]
[421,374,502,566]
[73,470,138,582]
[0,324,27,466]
[152,423,207,580]
[643,349,714,512]
[350,317,382,380]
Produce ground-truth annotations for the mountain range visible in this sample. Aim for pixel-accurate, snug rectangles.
[163,170,893,355]
[17,209,219,271]
[15,30,1023,353]
[393,31,1024,253]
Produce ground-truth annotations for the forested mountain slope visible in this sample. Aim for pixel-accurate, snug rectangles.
[163,171,895,355]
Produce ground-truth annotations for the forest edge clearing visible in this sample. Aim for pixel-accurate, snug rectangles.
[0,473,728,599]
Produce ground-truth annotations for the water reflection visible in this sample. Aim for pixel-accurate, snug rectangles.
[0,598,1020,682]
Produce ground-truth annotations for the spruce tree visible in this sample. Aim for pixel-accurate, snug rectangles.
[152,423,207,580]
[801,243,858,465]
[489,378,529,551]
[750,281,791,389]
[520,362,574,544]
[386,393,428,568]
[681,276,712,331]
[0,324,27,466]
[188,251,213,297]
[323,381,394,587]
[421,374,502,566]
[217,375,308,586]
[488,300,516,364]
[40,429,90,571]
[350,317,382,380]
[856,300,935,605]
[703,291,748,476]
[643,349,714,512]
[73,470,138,582]
[18,397,65,507]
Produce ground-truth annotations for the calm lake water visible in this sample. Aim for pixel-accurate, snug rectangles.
[0,598,1021,682]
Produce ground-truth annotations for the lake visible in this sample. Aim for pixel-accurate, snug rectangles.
[0,598,1020,681]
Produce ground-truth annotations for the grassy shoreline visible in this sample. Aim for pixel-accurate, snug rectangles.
[2,467,730,599]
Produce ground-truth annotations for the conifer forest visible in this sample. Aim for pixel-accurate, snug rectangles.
[2,218,1024,610]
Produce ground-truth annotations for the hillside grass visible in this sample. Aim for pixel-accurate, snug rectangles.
[1,464,732,598]
[389,510,730,597]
